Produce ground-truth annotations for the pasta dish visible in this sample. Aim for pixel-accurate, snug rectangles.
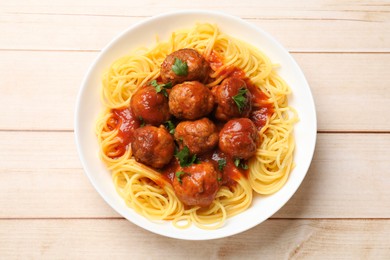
[96,23,297,229]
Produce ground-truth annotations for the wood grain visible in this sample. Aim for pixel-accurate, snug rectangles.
[0,132,389,218]
[1,0,389,257]
[0,12,388,52]
[0,219,388,259]
[4,0,390,17]
[1,51,389,131]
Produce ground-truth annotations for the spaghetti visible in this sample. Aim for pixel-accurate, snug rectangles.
[96,23,298,229]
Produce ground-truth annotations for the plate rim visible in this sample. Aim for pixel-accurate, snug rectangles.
[74,9,317,240]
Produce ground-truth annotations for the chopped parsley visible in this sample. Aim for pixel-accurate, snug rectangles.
[164,120,175,134]
[232,87,248,113]
[175,171,186,184]
[138,116,145,127]
[234,158,248,170]
[218,159,227,171]
[150,80,172,97]
[175,146,197,167]
[171,58,188,76]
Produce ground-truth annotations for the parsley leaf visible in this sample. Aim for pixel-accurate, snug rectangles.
[241,163,249,170]
[234,158,248,170]
[175,146,197,167]
[164,120,175,134]
[218,159,227,171]
[163,82,173,89]
[150,80,171,97]
[175,171,186,184]
[234,158,240,167]
[138,116,145,127]
[232,87,248,113]
[171,58,188,76]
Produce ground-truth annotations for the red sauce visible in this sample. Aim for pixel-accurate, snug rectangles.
[205,50,273,130]
[107,107,140,158]
[159,150,248,189]
[159,158,179,184]
[250,107,270,130]
[108,50,272,183]
[206,51,224,71]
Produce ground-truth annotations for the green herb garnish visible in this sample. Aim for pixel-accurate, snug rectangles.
[164,120,175,134]
[150,80,172,97]
[175,171,186,184]
[234,158,248,170]
[175,146,197,167]
[138,116,145,127]
[232,87,248,113]
[171,58,188,76]
[218,159,227,171]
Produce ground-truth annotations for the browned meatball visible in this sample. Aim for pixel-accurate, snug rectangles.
[212,77,252,121]
[131,126,174,169]
[169,81,214,120]
[130,85,170,126]
[174,118,218,155]
[219,118,259,160]
[161,48,209,85]
[172,162,219,207]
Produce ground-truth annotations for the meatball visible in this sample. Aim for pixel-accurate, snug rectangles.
[172,162,219,207]
[169,81,214,120]
[131,125,174,169]
[130,85,170,126]
[219,118,259,160]
[212,77,252,121]
[161,48,209,85]
[174,118,218,155]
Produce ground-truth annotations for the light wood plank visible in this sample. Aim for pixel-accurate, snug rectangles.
[1,51,389,131]
[293,53,390,132]
[0,219,389,259]
[0,51,96,130]
[0,9,389,52]
[3,0,390,17]
[0,132,389,218]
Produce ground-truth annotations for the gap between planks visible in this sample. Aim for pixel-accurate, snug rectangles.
[5,12,383,23]
[0,217,388,220]
[1,48,390,54]
[1,129,390,134]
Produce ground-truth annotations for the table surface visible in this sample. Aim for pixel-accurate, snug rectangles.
[1,0,390,258]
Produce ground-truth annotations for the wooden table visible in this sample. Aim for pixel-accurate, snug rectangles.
[1,0,389,258]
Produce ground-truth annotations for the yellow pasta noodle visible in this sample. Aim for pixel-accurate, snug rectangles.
[96,23,298,229]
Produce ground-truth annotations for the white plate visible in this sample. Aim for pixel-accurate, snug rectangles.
[75,10,317,240]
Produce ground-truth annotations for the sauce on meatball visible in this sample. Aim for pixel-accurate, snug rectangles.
[218,118,259,160]
[172,162,219,207]
[168,81,214,120]
[161,48,209,84]
[131,125,174,169]
[212,77,252,121]
[108,48,275,210]
[130,85,170,126]
[174,118,219,155]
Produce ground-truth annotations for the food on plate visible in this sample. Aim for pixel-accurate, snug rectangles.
[168,81,214,120]
[161,48,209,84]
[131,125,175,169]
[218,118,258,160]
[174,117,219,155]
[96,23,298,229]
[212,77,252,121]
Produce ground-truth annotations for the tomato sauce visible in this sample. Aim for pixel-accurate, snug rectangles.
[205,50,273,130]
[108,50,273,178]
[107,107,140,158]
[158,149,248,189]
